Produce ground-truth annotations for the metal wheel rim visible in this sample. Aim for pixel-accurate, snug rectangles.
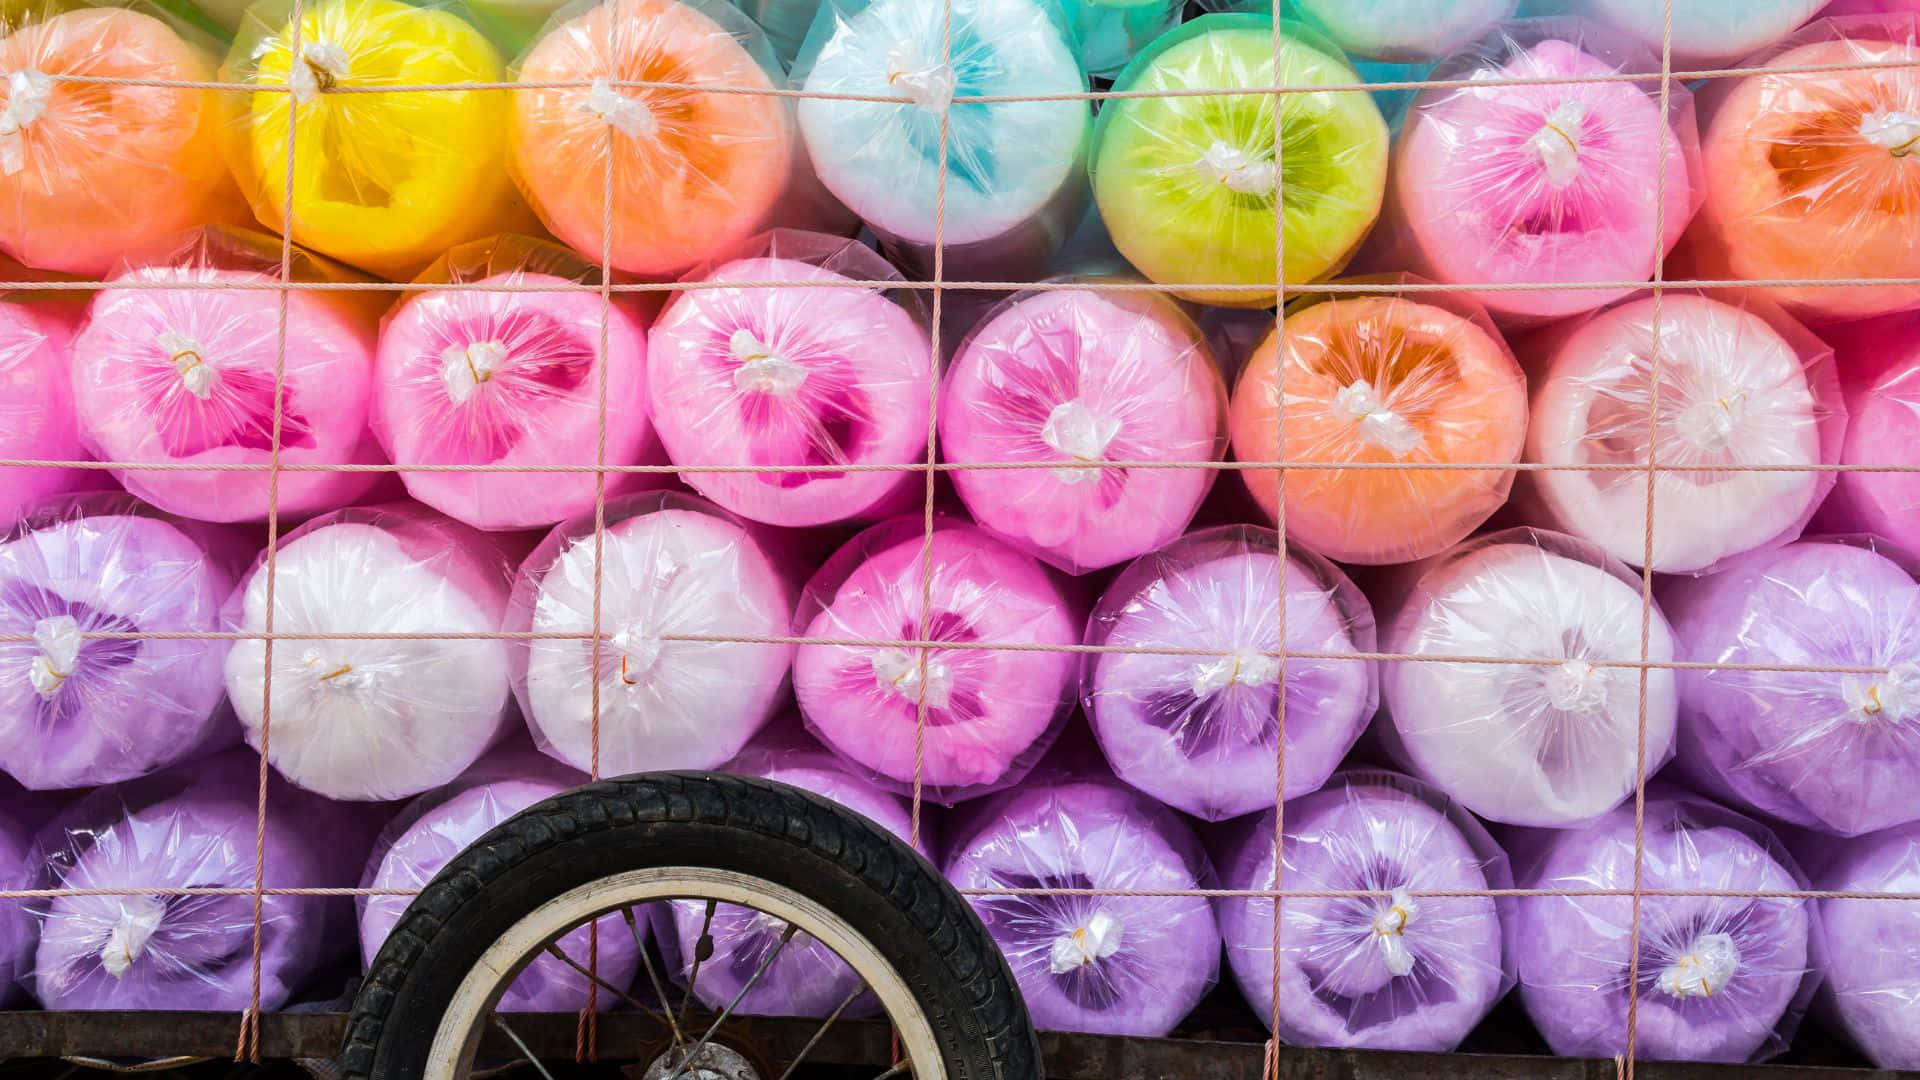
[424,865,948,1080]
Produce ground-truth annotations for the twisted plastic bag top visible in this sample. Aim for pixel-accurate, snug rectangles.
[225,0,527,280]
[1523,292,1840,574]
[68,228,384,524]
[512,0,794,278]
[224,503,517,801]
[1217,770,1513,1051]
[1380,527,1678,828]
[647,234,932,528]
[512,492,794,777]
[1229,291,1527,565]
[1390,21,1698,323]
[662,732,921,1018]
[1083,525,1377,821]
[1091,13,1389,307]
[1512,790,1817,1064]
[1694,19,1920,321]
[1285,0,1516,61]
[373,234,663,533]
[795,0,1089,249]
[1815,820,1920,1069]
[0,5,239,277]
[794,516,1078,803]
[940,286,1226,575]
[359,746,642,1013]
[28,751,372,1010]
[0,296,87,532]
[1576,0,1825,65]
[945,776,1219,1037]
[0,495,245,791]
[1823,311,1920,542]
[1663,538,1920,837]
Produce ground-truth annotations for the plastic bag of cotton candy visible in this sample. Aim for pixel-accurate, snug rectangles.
[1510,789,1819,1063]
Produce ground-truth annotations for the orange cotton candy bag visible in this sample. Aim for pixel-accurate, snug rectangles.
[510,0,795,278]
[1229,291,1528,566]
[0,6,240,277]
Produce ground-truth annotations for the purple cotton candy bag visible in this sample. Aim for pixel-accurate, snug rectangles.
[1216,770,1513,1051]
[944,774,1219,1037]
[1512,791,1816,1063]
[27,751,372,1010]
[1815,821,1920,1069]
[1084,525,1376,821]
[1664,537,1920,836]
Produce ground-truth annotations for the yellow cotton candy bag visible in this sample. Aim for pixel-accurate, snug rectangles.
[223,0,528,279]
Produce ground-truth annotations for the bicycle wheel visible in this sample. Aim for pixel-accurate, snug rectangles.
[340,771,1040,1080]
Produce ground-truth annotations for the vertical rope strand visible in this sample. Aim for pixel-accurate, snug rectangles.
[1264,3,1290,1076]
[1624,4,1677,1078]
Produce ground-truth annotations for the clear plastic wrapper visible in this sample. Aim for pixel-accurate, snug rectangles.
[0,4,242,277]
[1090,14,1389,307]
[1379,527,1678,828]
[511,492,794,777]
[1385,19,1699,323]
[27,750,375,1010]
[939,283,1226,575]
[944,773,1219,1037]
[372,235,664,533]
[1825,0,1920,15]
[793,516,1077,803]
[1662,537,1920,837]
[1228,289,1527,566]
[224,503,517,801]
[223,0,530,280]
[1521,292,1841,574]
[794,0,1091,281]
[0,495,247,791]
[1058,0,1180,77]
[646,231,932,528]
[1511,790,1818,1063]
[1571,0,1825,65]
[658,730,923,1018]
[358,744,641,1012]
[1082,526,1377,821]
[1814,821,1920,1069]
[725,0,820,69]
[1819,312,1920,543]
[511,0,797,279]
[1216,770,1514,1051]
[68,228,385,524]
[1284,0,1517,61]
[1690,19,1920,322]
[0,296,89,533]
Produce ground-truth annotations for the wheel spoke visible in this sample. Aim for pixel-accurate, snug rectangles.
[774,983,867,1080]
[542,942,672,1024]
[676,898,719,1033]
[872,1059,912,1080]
[488,1016,558,1080]
[667,923,801,1080]
[627,905,686,1045]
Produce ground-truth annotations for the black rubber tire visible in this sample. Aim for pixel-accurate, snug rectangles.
[339,771,1041,1080]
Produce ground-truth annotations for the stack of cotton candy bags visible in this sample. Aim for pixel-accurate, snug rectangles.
[1216,770,1513,1050]
[658,735,925,1017]
[359,747,640,1011]
[944,773,1219,1036]
[0,496,244,790]
[27,751,372,1010]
